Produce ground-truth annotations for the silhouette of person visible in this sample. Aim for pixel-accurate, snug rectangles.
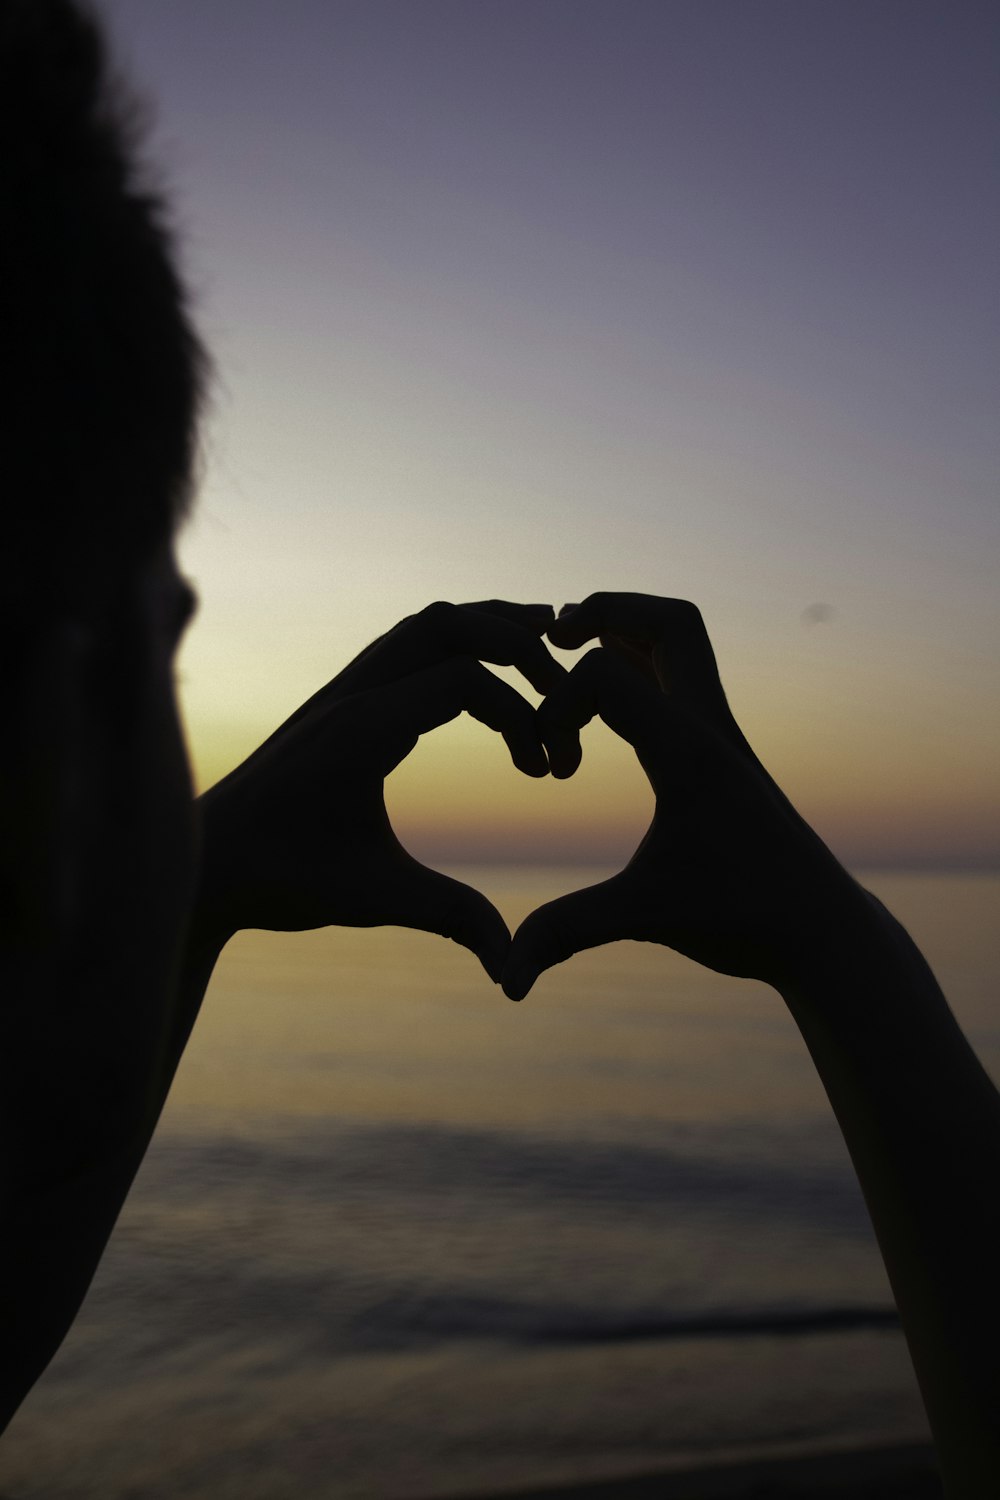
[1,5,997,1496]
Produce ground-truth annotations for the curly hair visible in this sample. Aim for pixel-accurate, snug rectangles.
[1,0,207,605]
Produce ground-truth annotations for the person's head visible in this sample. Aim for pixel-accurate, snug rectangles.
[1,0,207,1019]
[2,0,205,592]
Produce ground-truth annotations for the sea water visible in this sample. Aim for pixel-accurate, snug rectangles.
[1,870,996,1499]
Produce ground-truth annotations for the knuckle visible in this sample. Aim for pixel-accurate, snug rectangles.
[421,600,458,639]
[670,598,705,632]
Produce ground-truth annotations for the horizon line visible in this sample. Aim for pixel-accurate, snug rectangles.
[405,851,1000,876]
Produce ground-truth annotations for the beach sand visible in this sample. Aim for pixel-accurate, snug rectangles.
[450,1442,941,1499]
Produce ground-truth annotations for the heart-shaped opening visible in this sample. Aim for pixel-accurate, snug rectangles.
[385,711,654,922]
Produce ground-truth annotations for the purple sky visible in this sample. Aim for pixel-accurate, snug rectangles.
[101,0,999,866]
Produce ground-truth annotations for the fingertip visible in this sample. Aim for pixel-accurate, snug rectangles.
[546,741,582,779]
[548,613,587,650]
[511,743,551,778]
[508,603,556,638]
[501,965,537,1001]
[525,603,556,623]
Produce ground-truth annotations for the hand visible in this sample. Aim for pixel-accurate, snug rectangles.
[195,601,565,981]
[503,593,863,998]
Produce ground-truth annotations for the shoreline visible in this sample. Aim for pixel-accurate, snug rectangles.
[446,1442,941,1500]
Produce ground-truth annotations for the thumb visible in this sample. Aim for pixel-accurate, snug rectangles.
[502,872,633,1000]
[387,857,512,983]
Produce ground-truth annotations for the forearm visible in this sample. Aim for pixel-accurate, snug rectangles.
[778,888,1000,1497]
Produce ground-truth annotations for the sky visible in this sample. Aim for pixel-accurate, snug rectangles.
[101,0,998,869]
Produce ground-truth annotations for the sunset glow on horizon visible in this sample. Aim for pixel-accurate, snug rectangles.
[100,0,998,871]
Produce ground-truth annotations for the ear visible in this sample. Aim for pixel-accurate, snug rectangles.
[0,620,96,953]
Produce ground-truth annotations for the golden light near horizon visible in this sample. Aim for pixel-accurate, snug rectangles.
[384,711,654,867]
[177,545,1000,874]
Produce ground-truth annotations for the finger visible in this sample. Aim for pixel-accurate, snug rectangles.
[452,601,565,692]
[341,601,565,697]
[536,647,668,780]
[364,656,550,778]
[502,874,634,1000]
[386,857,512,983]
[549,593,728,717]
[554,603,658,679]
[551,593,681,649]
[463,600,555,630]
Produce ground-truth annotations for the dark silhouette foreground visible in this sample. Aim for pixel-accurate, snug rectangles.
[1,4,996,1497]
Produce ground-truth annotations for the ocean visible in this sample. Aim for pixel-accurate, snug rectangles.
[1,869,996,1499]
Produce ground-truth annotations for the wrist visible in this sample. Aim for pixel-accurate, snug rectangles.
[768,873,903,996]
[774,877,943,1029]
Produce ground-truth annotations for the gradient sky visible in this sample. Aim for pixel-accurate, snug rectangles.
[101,0,998,868]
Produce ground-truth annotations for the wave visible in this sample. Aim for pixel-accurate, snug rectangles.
[148,1116,871,1232]
[85,1120,896,1366]
[520,1304,901,1346]
[339,1285,899,1352]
